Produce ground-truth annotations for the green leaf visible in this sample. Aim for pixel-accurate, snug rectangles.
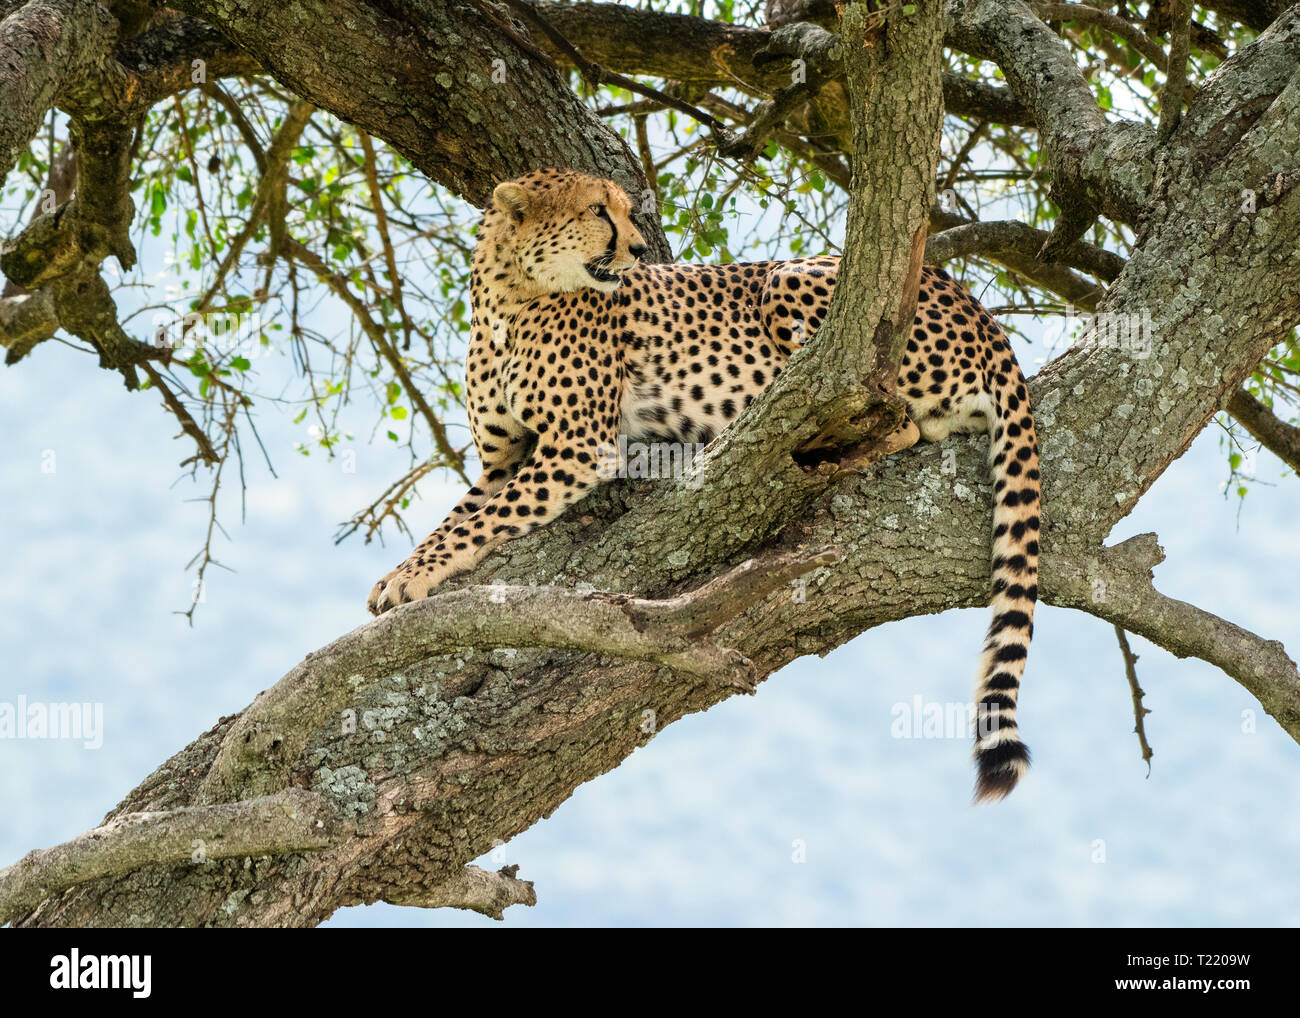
[231,356,251,371]
[390,406,408,420]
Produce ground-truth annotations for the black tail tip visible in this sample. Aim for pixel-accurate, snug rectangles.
[973,740,1031,804]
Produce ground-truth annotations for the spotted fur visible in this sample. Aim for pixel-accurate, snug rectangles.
[369,168,1041,801]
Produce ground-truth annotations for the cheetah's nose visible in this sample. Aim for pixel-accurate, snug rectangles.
[629,243,647,260]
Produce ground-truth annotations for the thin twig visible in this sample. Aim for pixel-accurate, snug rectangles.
[141,362,219,467]
[358,130,415,352]
[1114,624,1154,775]
[283,239,471,485]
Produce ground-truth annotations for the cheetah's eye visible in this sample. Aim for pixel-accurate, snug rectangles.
[588,203,606,217]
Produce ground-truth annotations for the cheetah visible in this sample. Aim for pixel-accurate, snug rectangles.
[368,168,1041,801]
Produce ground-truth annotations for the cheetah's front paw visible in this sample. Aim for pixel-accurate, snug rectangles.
[367,564,445,616]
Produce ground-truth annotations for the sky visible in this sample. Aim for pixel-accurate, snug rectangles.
[2,89,1299,926]
[2,298,1298,927]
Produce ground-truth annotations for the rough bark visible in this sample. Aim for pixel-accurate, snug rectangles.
[0,0,118,185]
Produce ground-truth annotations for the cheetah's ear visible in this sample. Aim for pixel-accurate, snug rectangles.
[493,182,531,223]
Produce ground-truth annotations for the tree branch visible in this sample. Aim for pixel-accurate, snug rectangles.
[201,547,839,804]
[0,789,337,925]
[1032,2,1170,71]
[356,864,536,920]
[925,218,1126,282]
[1157,0,1194,143]
[0,0,118,184]
[1043,535,1300,742]
[1227,388,1300,472]
[1114,624,1154,775]
[946,0,1157,225]
[8,0,1300,930]
[166,0,668,255]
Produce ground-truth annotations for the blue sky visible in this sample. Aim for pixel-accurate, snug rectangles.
[2,95,1298,925]
[2,313,1298,926]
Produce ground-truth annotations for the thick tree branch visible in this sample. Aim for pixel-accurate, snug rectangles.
[946,0,1158,226]
[1227,388,1300,472]
[0,0,117,184]
[1174,7,1300,171]
[8,0,1300,930]
[0,287,57,362]
[1043,535,1300,742]
[534,1,1031,133]
[925,218,1126,282]
[928,208,1110,310]
[202,548,839,804]
[0,789,337,925]
[166,0,668,255]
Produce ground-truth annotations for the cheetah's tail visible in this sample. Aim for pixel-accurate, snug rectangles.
[972,357,1041,803]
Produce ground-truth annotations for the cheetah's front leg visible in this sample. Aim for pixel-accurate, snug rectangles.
[366,464,521,615]
[369,439,613,614]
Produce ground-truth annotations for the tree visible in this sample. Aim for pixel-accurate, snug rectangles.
[1,0,1297,926]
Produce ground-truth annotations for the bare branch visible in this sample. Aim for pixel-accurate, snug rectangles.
[925,218,1126,282]
[1114,625,1154,775]
[140,362,219,467]
[1227,388,1300,473]
[1044,535,1300,744]
[360,864,537,920]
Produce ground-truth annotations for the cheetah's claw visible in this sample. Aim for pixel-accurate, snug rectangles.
[367,567,443,616]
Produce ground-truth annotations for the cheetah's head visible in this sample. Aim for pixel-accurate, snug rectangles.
[485,169,648,295]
